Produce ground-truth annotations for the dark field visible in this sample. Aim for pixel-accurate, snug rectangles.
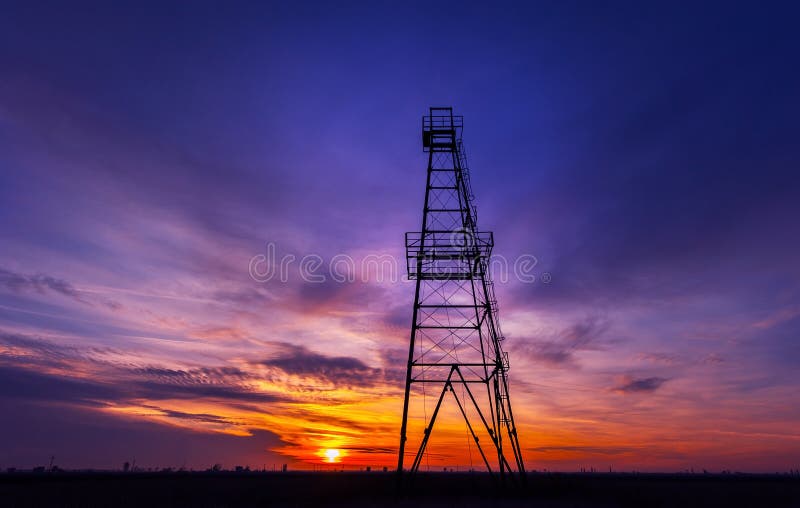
[2,471,799,507]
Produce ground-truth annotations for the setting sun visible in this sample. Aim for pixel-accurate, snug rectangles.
[324,449,341,463]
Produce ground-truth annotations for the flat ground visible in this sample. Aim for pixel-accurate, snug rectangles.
[1,471,799,507]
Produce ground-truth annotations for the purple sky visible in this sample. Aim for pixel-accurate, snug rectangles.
[1,2,799,471]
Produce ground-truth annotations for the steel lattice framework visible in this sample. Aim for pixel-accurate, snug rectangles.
[397,107,525,484]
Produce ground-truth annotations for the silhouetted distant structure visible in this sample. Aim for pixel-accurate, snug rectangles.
[398,108,525,487]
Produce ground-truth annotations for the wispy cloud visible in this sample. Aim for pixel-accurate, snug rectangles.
[0,268,82,300]
[257,343,384,389]
[0,267,122,310]
[0,331,289,406]
[612,376,668,394]
[514,316,611,368]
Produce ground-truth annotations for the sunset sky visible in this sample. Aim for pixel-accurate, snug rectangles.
[1,2,799,472]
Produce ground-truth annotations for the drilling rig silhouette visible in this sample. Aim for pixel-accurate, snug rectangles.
[398,107,525,485]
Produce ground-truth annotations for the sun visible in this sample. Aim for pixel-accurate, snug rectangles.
[324,448,341,463]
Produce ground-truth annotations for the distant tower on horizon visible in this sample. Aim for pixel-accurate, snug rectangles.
[397,107,525,485]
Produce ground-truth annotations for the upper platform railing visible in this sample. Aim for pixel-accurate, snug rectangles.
[405,231,493,280]
[422,107,464,152]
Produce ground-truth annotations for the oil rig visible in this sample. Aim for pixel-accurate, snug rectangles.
[398,107,525,485]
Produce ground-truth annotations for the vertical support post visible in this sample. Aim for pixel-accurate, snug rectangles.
[398,147,435,486]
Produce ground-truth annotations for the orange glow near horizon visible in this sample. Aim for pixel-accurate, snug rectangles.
[14,339,800,473]
[4,302,800,473]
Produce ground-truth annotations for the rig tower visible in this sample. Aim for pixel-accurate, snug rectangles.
[398,107,525,484]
